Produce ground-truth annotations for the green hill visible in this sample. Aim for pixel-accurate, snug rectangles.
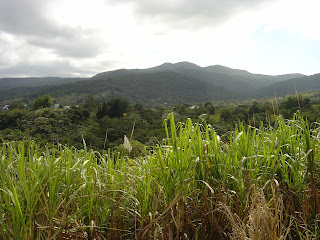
[0,61,315,106]
[0,77,89,89]
[5,71,238,106]
[257,73,320,97]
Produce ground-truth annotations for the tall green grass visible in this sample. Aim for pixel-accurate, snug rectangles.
[0,113,319,239]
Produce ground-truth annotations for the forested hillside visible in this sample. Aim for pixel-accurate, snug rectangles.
[1,62,316,107]
[258,73,320,97]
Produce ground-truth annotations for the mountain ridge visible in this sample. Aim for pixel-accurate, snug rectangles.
[0,61,318,106]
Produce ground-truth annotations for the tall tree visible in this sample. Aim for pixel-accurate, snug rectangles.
[32,94,52,110]
[204,102,215,115]
[108,98,129,118]
[96,101,108,119]
[82,95,99,112]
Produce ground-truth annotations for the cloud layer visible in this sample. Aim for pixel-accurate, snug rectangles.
[0,0,319,77]
[0,0,106,77]
[108,0,272,26]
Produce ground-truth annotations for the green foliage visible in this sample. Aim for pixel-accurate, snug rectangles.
[0,129,25,143]
[32,94,52,110]
[0,109,31,129]
[249,101,263,114]
[175,104,187,115]
[0,102,167,152]
[66,107,90,123]
[1,114,320,238]
[96,100,108,119]
[232,105,248,121]
[108,97,128,118]
[204,102,215,115]
[195,105,207,116]
[280,95,312,110]
[280,96,301,109]
[278,96,312,119]
[134,103,144,112]
[220,109,233,122]
[8,101,24,110]
[1,96,320,155]
[81,94,98,112]
[140,109,161,124]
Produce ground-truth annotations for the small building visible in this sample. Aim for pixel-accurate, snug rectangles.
[2,105,9,110]
[199,114,207,118]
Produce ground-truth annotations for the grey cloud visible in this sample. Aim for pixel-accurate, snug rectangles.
[0,0,71,38]
[28,35,102,58]
[0,58,8,68]
[0,0,103,59]
[108,0,274,26]
[0,60,95,78]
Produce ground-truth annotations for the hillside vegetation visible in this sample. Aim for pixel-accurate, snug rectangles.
[2,93,319,151]
[258,73,320,97]
[0,77,89,89]
[1,62,317,106]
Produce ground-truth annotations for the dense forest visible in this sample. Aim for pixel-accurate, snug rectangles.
[1,93,319,154]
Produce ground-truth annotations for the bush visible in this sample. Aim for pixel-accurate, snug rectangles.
[32,94,52,110]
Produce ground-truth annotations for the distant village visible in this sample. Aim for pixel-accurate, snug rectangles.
[1,102,72,111]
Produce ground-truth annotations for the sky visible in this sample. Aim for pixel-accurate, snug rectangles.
[0,0,319,78]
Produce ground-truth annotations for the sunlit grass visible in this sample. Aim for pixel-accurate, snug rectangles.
[0,113,319,239]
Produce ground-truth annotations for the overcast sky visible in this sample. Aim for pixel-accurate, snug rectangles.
[0,0,319,78]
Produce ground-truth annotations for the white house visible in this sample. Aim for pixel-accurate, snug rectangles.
[2,105,9,110]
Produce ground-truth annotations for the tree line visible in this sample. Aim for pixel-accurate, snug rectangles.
[1,94,319,154]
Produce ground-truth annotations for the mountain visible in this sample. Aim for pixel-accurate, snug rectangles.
[204,65,252,76]
[3,71,238,106]
[90,69,133,81]
[272,73,306,81]
[0,61,316,106]
[92,62,304,95]
[0,77,89,90]
[144,61,202,72]
[91,62,202,80]
[257,73,320,97]
[200,65,306,93]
